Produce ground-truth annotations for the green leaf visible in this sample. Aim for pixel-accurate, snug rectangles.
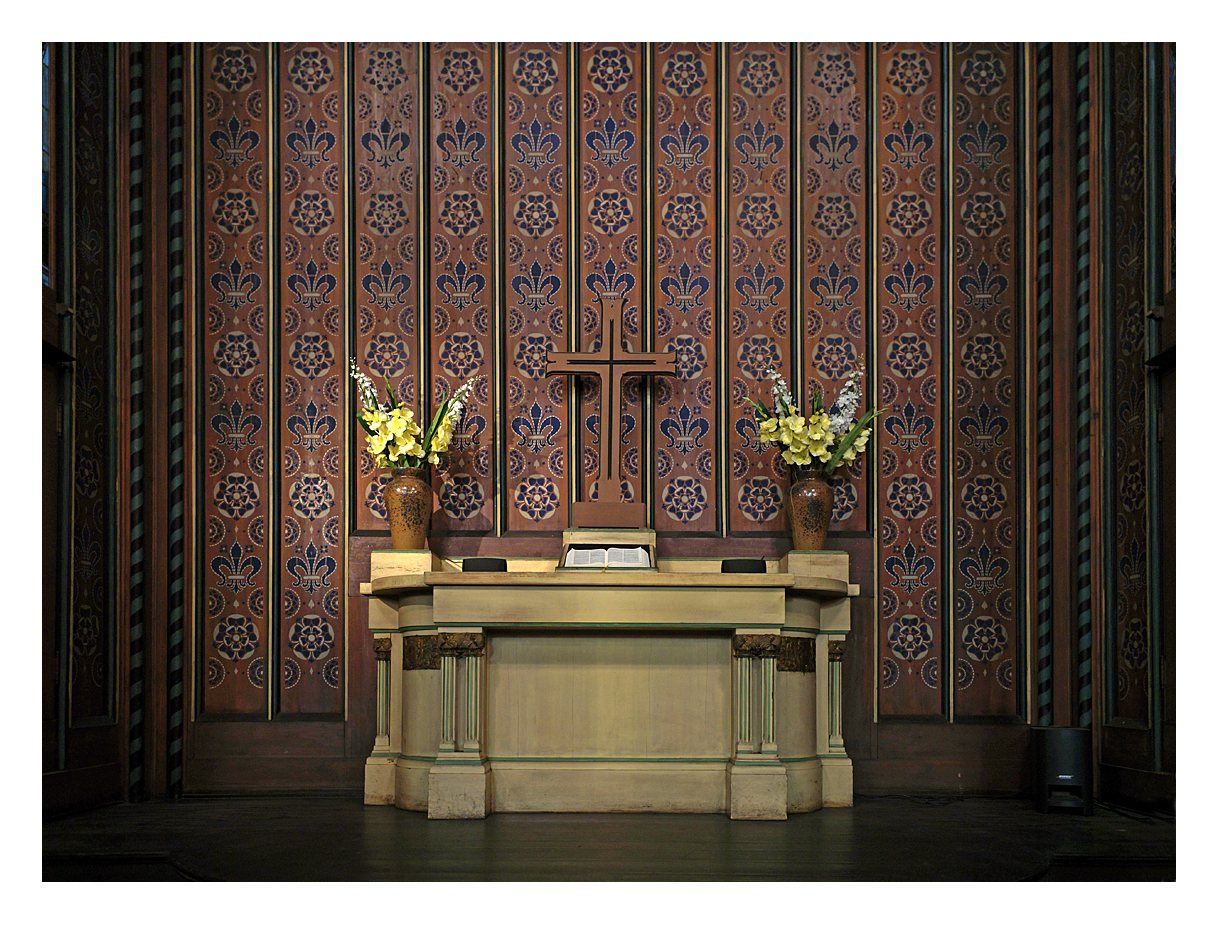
[422,399,451,452]
[745,397,774,420]
[355,413,376,437]
[383,376,398,410]
[822,407,884,474]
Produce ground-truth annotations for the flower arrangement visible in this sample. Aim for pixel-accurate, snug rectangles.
[745,364,881,478]
[350,358,482,470]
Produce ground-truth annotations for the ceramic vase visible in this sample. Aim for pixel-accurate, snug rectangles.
[383,467,432,549]
[786,469,833,551]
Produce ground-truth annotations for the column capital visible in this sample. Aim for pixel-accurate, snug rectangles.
[438,632,486,658]
[373,637,392,662]
[732,634,781,659]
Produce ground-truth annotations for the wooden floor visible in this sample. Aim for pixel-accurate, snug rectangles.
[42,794,1174,881]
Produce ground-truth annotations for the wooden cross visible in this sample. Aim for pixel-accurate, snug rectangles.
[546,294,676,527]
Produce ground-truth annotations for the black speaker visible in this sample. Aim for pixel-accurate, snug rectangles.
[462,557,508,572]
[1033,726,1093,814]
[721,558,767,574]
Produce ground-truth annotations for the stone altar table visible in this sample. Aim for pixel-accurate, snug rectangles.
[360,538,857,819]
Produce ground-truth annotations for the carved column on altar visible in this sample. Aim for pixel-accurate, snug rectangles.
[427,632,490,819]
[728,633,787,820]
[373,637,392,748]
[815,597,853,805]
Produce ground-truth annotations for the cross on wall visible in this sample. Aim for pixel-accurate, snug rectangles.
[545,293,677,527]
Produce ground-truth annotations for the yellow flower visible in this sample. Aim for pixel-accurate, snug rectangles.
[432,416,455,453]
[853,427,872,451]
[368,432,388,455]
[758,417,779,442]
[806,411,831,441]
[427,452,440,465]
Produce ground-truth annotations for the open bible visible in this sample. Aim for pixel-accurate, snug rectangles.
[562,546,651,569]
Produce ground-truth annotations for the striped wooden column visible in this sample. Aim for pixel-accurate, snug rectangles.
[1033,42,1055,728]
[166,40,187,796]
[1073,44,1093,729]
[127,41,146,802]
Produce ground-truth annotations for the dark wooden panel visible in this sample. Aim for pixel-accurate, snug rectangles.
[185,758,366,792]
[854,757,1031,794]
[189,720,347,758]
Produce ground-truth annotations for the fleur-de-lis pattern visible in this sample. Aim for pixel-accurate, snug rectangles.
[506,44,570,528]
[200,42,270,713]
[188,42,1071,728]
[69,42,115,719]
[877,43,942,716]
[580,43,643,505]
[803,43,868,538]
[431,43,494,529]
[655,43,716,528]
[728,41,789,532]
[278,42,345,713]
[1109,43,1150,721]
[951,42,1018,716]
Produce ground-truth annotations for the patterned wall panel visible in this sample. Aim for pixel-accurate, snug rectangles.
[1108,42,1149,725]
[70,41,115,724]
[578,43,646,506]
[353,42,421,532]
[199,43,271,714]
[430,43,497,532]
[875,43,944,717]
[653,42,718,531]
[184,42,1117,743]
[802,42,869,532]
[504,43,571,531]
[277,43,346,713]
[726,42,793,535]
[951,43,1022,716]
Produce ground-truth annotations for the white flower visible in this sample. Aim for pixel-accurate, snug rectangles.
[349,356,381,412]
[765,368,795,417]
[828,365,864,435]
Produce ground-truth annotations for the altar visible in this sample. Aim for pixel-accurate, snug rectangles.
[360,530,857,819]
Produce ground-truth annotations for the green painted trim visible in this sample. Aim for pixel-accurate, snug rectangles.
[424,622,783,630]
[486,756,729,764]
[778,756,821,764]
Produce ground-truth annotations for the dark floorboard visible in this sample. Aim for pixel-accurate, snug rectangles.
[42,794,1175,881]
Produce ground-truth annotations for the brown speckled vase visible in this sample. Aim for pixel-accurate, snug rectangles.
[384,467,432,549]
[786,470,833,551]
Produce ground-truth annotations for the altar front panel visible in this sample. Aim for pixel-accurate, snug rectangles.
[486,631,732,759]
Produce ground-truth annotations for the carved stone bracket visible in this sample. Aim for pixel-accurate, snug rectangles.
[373,637,392,662]
[828,640,845,663]
[777,636,815,673]
[402,635,440,671]
[732,634,781,659]
[438,632,486,658]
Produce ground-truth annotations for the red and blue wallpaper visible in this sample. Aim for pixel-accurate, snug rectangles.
[188,43,1119,725]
